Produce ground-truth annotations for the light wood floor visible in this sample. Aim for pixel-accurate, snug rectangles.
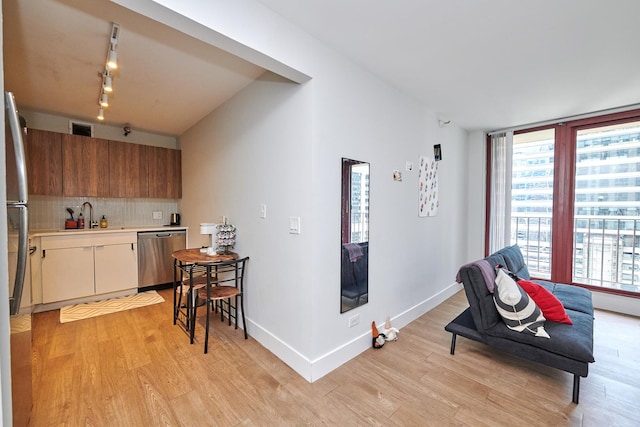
[30,289,640,426]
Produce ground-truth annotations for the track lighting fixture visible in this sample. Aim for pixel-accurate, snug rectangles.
[96,22,120,122]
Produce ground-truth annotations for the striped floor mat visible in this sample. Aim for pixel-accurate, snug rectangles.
[59,291,165,323]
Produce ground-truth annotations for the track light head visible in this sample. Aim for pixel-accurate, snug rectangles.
[107,48,118,70]
[99,93,109,107]
[103,73,113,92]
[97,108,105,121]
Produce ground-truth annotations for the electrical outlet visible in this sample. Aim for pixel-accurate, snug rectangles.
[152,211,162,220]
[348,314,359,328]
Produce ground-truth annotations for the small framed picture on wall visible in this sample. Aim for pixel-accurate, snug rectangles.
[434,144,442,161]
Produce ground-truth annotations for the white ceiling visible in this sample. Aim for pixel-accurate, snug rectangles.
[4,0,640,135]
[256,0,640,131]
[3,0,265,137]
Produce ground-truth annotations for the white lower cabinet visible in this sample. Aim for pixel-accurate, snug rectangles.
[42,246,94,303]
[40,232,138,304]
[94,243,138,294]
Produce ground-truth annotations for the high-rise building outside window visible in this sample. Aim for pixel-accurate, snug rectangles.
[511,129,555,278]
[350,164,369,243]
[573,122,640,291]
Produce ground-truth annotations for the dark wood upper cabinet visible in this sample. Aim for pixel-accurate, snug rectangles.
[169,147,182,199]
[109,140,149,198]
[24,130,180,199]
[147,145,182,199]
[25,129,63,196]
[62,134,109,197]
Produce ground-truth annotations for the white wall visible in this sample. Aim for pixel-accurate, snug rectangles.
[18,109,178,148]
[306,46,468,378]
[122,0,470,381]
[180,72,315,378]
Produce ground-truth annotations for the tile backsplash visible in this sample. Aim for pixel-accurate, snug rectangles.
[29,195,179,230]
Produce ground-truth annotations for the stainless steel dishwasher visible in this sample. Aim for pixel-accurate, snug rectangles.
[138,230,186,290]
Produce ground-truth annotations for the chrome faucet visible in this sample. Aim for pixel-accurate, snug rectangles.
[81,201,97,229]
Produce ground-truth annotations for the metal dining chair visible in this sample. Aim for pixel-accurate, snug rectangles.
[173,267,210,332]
[191,257,249,353]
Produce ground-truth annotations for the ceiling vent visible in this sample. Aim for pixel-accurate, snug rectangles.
[69,120,93,137]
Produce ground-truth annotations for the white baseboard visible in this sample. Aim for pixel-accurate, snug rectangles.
[248,282,464,383]
[592,291,640,317]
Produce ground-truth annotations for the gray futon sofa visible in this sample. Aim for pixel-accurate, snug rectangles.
[445,244,595,403]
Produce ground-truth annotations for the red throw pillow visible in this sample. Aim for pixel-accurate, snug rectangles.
[517,280,573,325]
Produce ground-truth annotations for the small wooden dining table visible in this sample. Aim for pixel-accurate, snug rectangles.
[171,248,239,340]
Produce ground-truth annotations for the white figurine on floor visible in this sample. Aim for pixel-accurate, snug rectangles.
[384,316,399,341]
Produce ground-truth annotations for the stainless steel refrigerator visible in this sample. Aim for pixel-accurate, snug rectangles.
[2,91,32,426]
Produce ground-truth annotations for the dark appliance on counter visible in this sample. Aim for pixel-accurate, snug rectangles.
[170,213,180,226]
[138,230,186,290]
[3,91,32,426]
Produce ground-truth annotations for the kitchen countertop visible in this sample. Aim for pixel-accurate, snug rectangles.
[30,225,188,237]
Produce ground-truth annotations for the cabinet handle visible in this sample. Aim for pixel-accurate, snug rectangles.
[131,243,134,251]
[42,249,46,258]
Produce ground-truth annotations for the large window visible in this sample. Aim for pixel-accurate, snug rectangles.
[511,129,555,279]
[489,110,640,296]
[573,121,640,292]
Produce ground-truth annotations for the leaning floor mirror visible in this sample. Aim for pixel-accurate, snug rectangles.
[340,158,370,313]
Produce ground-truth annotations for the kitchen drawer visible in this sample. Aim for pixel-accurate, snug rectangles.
[42,232,137,250]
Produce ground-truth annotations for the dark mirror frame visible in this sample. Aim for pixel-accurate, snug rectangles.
[340,158,369,313]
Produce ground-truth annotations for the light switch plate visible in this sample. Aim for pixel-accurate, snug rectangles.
[348,314,359,328]
[289,216,301,234]
[152,211,162,220]
[260,204,267,219]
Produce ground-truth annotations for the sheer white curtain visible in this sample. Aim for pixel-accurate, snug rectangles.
[489,131,513,253]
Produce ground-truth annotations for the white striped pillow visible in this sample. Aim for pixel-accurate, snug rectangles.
[493,269,550,338]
